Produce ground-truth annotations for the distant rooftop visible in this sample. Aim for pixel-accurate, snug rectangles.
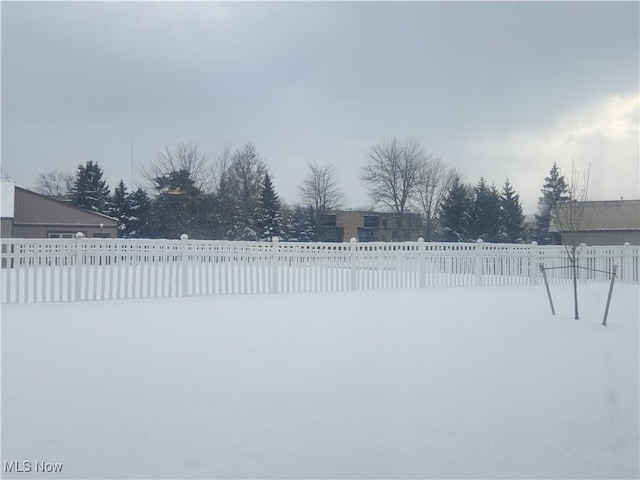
[550,199,640,232]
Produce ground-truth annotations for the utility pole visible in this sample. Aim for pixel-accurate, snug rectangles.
[130,140,134,189]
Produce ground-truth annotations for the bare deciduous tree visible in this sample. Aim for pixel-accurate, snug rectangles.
[415,157,457,241]
[34,171,73,197]
[211,144,236,239]
[230,144,268,219]
[141,141,212,194]
[209,143,269,240]
[140,142,213,239]
[553,160,591,320]
[361,137,425,240]
[299,160,343,237]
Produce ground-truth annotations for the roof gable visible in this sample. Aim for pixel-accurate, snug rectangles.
[14,187,118,226]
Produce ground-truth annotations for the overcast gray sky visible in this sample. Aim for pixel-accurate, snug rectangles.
[2,1,638,215]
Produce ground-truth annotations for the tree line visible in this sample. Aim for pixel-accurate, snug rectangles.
[33,138,571,244]
[35,142,334,241]
[358,137,569,244]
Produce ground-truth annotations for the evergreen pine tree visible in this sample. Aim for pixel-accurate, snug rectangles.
[150,169,212,239]
[286,206,303,242]
[300,207,320,242]
[214,175,239,240]
[440,175,473,242]
[111,180,131,238]
[70,161,112,214]
[256,173,284,241]
[127,188,152,238]
[534,163,570,244]
[469,178,501,242]
[286,205,316,242]
[225,144,267,240]
[305,206,318,241]
[498,179,525,243]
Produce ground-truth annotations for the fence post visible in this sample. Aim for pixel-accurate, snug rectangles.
[578,243,586,284]
[271,236,280,294]
[622,242,630,283]
[180,234,189,297]
[74,232,85,301]
[529,241,539,286]
[418,237,426,288]
[475,239,484,287]
[350,237,358,291]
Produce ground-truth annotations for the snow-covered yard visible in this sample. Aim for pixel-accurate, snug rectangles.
[2,283,638,479]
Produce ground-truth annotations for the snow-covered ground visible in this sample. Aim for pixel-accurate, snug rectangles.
[2,283,638,479]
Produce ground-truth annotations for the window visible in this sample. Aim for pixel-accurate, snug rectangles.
[92,233,111,238]
[48,232,76,239]
[382,219,388,230]
[363,215,379,229]
[322,227,343,242]
[323,215,337,227]
[392,231,399,241]
[358,228,374,242]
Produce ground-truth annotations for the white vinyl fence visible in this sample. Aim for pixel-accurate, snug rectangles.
[1,235,638,304]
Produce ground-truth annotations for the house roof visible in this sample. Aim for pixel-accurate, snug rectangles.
[13,186,118,226]
[550,199,640,232]
[331,210,422,217]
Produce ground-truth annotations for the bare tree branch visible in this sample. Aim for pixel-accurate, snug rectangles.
[415,157,457,241]
[299,160,343,231]
[230,143,268,216]
[361,137,426,239]
[141,141,212,194]
[34,171,73,197]
[555,160,592,247]
[553,160,592,319]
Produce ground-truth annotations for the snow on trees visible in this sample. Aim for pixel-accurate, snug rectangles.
[286,205,316,242]
[534,163,570,244]
[499,179,526,243]
[440,175,473,242]
[256,173,285,241]
[70,161,112,215]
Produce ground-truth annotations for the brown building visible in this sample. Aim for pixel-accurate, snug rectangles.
[1,181,118,239]
[549,199,640,246]
[321,210,423,242]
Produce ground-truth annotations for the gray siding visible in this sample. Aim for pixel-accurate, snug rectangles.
[561,230,640,246]
[553,199,640,246]
[11,187,118,239]
[1,218,13,238]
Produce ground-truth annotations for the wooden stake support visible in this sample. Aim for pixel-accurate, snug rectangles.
[602,265,617,327]
[540,263,555,316]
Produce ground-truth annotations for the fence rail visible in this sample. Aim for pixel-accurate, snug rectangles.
[1,236,638,304]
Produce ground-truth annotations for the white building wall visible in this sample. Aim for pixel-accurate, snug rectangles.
[1,179,15,218]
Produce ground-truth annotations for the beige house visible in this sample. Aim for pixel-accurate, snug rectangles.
[1,181,118,239]
[321,210,423,242]
[550,199,640,246]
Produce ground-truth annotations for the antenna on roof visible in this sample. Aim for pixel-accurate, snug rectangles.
[130,140,134,189]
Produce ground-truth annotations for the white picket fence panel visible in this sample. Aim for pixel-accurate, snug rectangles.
[1,236,638,304]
